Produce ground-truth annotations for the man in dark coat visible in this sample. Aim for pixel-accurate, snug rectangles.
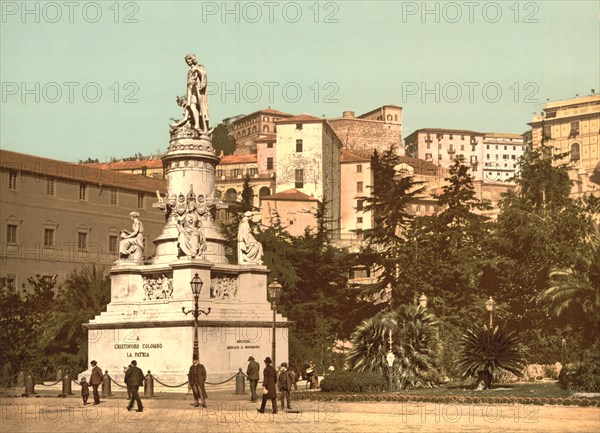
[188,355,208,407]
[257,357,277,414]
[246,356,260,402]
[125,360,144,412]
[89,360,103,405]
[277,362,295,410]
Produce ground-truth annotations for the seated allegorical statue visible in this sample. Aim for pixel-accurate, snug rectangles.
[118,212,145,264]
[237,211,263,265]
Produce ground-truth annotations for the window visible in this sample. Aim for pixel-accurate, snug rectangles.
[570,143,581,162]
[486,145,490,149]
[471,145,476,152]
[267,142,273,148]
[296,123,303,130]
[461,145,464,151]
[569,121,579,138]
[78,232,87,251]
[504,145,507,150]
[295,169,304,188]
[248,167,258,177]
[449,134,453,139]
[425,153,432,160]
[109,235,118,254]
[543,125,552,140]
[350,267,370,279]
[79,183,87,200]
[263,125,269,132]
[470,156,478,163]
[486,154,490,159]
[511,155,516,160]
[110,188,118,205]
[6,224,17,244]
[356,164,362,173]
[46,178,55,196]
[137,193,145,209]
[357,182,363,193]
[8,171,17,190]
[296,139,303,152]
[356,199,364,211]
[232,168,241,178]
[44,228,55,247]
[217,169,225,178]
[461,135,465,140]
[357,217,363,224]
[426,142,431,149]
[266,157,274,170]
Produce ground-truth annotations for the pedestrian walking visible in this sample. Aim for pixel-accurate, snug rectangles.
[188,355,208,407]
[277,362,295,410]
[89,360,103,404]
[257,357,277,414]
[125,360,144,412]
[246,356,260,402]
[80,377,89,405]
[123,364,132,400]
[289,363,300,391]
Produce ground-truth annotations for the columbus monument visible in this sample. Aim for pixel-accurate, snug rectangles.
[84,54,289,386]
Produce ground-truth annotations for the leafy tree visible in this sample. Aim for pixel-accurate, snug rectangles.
[41,266,110,373]
[212,123,236,156]
[357,148,426,304]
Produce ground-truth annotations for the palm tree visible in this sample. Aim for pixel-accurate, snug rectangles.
[347,304,441,389]
[540,237,600,325]
[457,325,524,389]
[41,266,110,367]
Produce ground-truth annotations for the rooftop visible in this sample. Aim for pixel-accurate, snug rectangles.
[261,188,319,202]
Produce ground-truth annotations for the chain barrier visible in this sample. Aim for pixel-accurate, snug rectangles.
[205,373,238,386]
[108,375,127,389]
[150,375,188,388]
[38,379,63,387]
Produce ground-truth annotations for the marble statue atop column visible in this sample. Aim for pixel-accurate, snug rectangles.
[118,212,145,264]
[237,212,264,265]
[170,53,210,135]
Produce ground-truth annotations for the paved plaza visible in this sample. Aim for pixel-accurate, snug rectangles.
[1,390,599,433]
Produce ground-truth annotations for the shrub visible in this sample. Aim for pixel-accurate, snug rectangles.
[559,342,600,392]
[320,371,387,393]
[457,325,524,389]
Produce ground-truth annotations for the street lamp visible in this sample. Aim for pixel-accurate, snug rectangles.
[182,273,211,360]
[267,280,282,367]
[419,293,428,309]
[485,296,496,328]
[386,329,395,392]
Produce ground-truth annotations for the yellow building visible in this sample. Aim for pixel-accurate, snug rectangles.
[1,150,166,288]
[527,93,600,197]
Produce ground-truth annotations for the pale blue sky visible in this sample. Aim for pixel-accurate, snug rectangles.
[1,1,599,161]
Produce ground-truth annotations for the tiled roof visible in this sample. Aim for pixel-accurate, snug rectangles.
[0,150,166,193]
[396,156,444,176]
[405,128,482,139]
[277,114,323,124]
[340,149,371,163]
[219,154,257,164]
[483,133,524,139]
[261,189,319,201]
[86,158,164,170]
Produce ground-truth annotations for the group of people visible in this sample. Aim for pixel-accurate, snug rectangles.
[79,360,144,412]
[247,356,299,414]
[79,356,308,414]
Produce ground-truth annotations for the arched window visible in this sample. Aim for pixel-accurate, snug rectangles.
[252,126,257,133]
[570,143,580,162]
[387,114,392,121]
[224,188,238,202]
[259,187,271,199]
[394,115,398,121]
[263,125,269,132]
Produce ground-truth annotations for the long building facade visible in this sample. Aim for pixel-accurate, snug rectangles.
[0,150,166,288]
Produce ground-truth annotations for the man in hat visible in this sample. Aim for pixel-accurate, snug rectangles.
[246,356,260,402]
[89,360,103,405]
[277,362,296,410]
[188,355,207,407]
[257,357,277,414]
[125,360,144,412]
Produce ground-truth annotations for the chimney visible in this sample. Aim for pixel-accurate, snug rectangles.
[342,111,355,118]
